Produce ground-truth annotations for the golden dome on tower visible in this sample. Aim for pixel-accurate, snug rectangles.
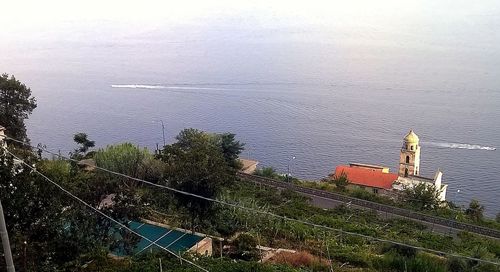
[404,130,419,143]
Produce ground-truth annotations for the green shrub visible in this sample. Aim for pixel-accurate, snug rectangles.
[254,167,279,179]
[374,252,446,272]
[332,249,373,267]
[447,257,468,272]
[231,233,260,261]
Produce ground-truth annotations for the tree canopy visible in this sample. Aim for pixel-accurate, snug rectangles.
[331,171,349,191]
[0,149,106,270]
[402,183,442,210]
[211,132,245,172]
[465,199,484,222]
[94,142,164,186]
[0,73,37,142]
[159,128,234,230]
[73,132,95,155]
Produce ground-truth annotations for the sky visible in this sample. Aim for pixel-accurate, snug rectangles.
[2,0,499,89]
[2,0,499,35]
[2,0,499,60]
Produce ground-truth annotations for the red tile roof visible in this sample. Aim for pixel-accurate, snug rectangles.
[333,165,398,189]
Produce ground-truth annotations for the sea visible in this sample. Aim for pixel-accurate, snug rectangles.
[1,2,499,216]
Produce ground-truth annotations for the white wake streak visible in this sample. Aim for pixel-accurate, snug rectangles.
[426,142,496,151]
[111,84,225,90]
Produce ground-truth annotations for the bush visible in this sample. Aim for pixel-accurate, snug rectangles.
[471,263,500,272]
[407,254,446,272]
[94,143,162,185]
[332,249,373,267]
[465,199,484,222]
[331,172,349,191]
[402,183,442,210]
[254,167,280,179]
[231,233,260,261]
[382,244,418,258]
[374,252,446,272]
[447,257,468,272]
[212,208,242,236]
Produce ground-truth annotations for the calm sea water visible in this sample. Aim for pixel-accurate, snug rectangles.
[1,5,499,216]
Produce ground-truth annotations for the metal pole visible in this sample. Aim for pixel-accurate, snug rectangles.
[0,200,15,272]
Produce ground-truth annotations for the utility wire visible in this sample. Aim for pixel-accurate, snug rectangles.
[4,135,500,266]
[3,147,209,272]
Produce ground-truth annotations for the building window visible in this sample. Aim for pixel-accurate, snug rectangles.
[404,168,409,177]
[406,156,410,163]
[411,145,414,150]
[373,188,379,194]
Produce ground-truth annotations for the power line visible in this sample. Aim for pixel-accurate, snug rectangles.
[4,135,500,266]
[3,147,209,272]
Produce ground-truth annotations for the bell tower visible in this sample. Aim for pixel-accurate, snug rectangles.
[399,130,421,177]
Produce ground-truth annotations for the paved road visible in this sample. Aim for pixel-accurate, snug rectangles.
[307,191,462,237]
[238,172,500,240]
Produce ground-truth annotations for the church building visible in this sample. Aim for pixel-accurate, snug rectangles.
[331,130,448,201]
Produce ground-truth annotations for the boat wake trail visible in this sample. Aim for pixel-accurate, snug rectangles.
[426,142,496,151]
[111,84,226,91]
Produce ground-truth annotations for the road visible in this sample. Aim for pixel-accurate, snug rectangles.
[307,191,462,237]
[237,172,500,240]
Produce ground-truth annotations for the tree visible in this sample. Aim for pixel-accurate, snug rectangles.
[331,171,349,191]
[212,133,245,171]
[0,73,37,142]
[254,167,279,179]
[0,149,101,270]
[73,132,95,155]
[94,143,164,186]
[32,141,147,260]
[402,183,442,210]
[465,199,484,222]
[231,233,259,261]
[159,128,232,231]
[173,130,245,171]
